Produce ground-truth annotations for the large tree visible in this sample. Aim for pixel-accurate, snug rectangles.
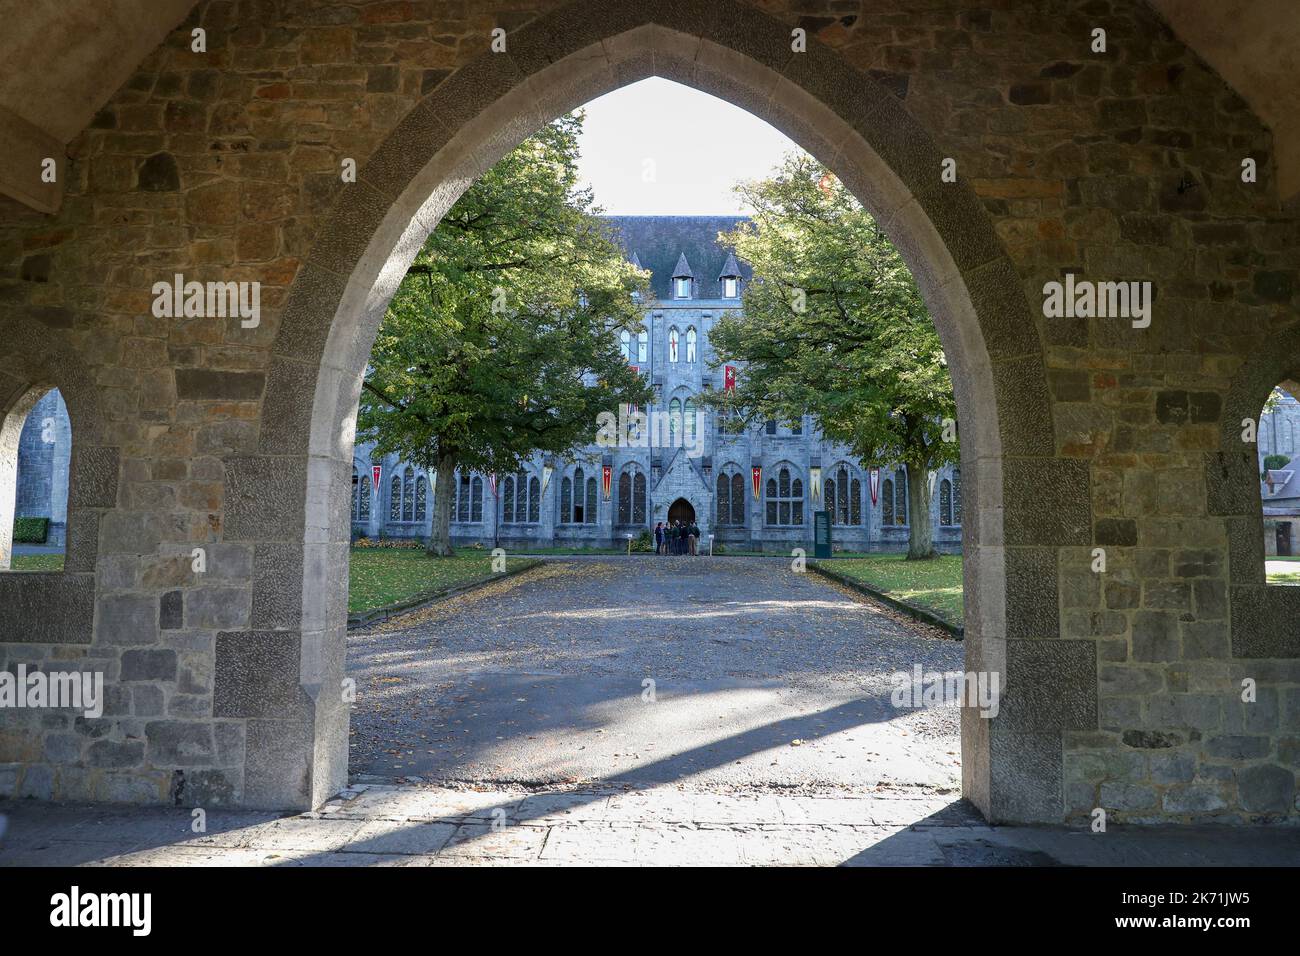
[359,114,652,555]
[705,155,957,559]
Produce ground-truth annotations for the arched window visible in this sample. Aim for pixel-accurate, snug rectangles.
[850,476,861,524]
[617,467,646,525]
[352,467,361,521]
[633,470,646,524]
[454,472,468,522]
[668,327,680,363]
[716,469,746,525]
[765,465,803,526]
[4,387,73,568]
[894,468,908,525]
[502,472,536,524]
[358,467,371,519]
[390,473,401,521]
[684,397,697,443]
[829,465,853,525]
[470,476,483,522]
[562,467,595,523]
[940,478,953,525]
[952,469,962,524]
[620,330,632,361]
[669,398,681,445]
[685,327,697,363]
[618,471,632,524]
[882,477,895,526]
[401,466,414,521]
[637,330,648,363]
[415,475,426,521]
[503,475,516,523]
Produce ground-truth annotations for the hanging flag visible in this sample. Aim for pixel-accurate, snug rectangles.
[809,466,822,507]
[602,465,612,500]
[629,365,639,375]
[487,473,498,498]
[869,467,880,505]
[371,465,382,495]
[724,365,736,393]
[752,466,762,499]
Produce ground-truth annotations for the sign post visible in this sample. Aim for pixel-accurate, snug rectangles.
[814,509,832,559]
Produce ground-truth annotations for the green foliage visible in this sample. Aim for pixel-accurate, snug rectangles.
[1263,454,1292,472]
[12,517,49,543]
[359,112,652,554]
[705,154,956,470]
[632,529,654,552]
[702,154,957,558]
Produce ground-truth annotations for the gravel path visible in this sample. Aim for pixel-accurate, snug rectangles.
[347,557,964,796]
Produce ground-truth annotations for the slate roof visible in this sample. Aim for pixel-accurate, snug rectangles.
[602,215,752,299]
[1263,468,1300,501]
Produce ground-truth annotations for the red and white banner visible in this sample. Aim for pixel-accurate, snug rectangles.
[869,467,880,505]
[723,365,737,393]
[752,466,762,499]
[602,465,612,500]
[371,465,382,494]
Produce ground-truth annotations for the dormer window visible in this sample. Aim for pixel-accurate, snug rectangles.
[718,251,743,300]
[672,253,695,300]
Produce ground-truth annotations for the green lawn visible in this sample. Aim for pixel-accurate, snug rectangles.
[349,547,529,615]
[10,554,64,571]
[824,553,964,625]
[1267,555,1300,585]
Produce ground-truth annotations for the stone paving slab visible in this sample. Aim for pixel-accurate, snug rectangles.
[4,783,1300,867]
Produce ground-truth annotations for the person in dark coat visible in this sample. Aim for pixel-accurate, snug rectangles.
[654,521,664,555]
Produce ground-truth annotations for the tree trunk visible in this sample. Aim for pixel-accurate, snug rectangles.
[427,450,456,556]
[906,464,935,560]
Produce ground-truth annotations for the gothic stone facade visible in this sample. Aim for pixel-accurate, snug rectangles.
[349,216,964,552]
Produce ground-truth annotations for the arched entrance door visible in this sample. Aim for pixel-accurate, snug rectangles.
[667,498,695,525]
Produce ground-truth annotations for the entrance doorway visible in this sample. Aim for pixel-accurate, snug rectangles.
[668,497,696,525]
[1278,521,1293,557]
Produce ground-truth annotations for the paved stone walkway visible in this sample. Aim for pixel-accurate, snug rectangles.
[5,783,1299,866]
[347,557,963,794]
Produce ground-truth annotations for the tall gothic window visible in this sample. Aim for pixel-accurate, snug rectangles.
[716,470,746,525]
[562,468,596,523]
[620,330,632,361]
[401,467,414,521]
[352,468,360,521]
[415,475,427,521]
[471,476,483,522]
[669,398,681,445]
[616,467,647,525]
[684,397,697,444]
[952,469,962,524]
[827,465,853,524]
[850,476,861,524]
[765,466,803,526]
[637,330,648,363]
[685,327,697,363]
[503,472,535,524]
[893,468,908,525]
[940,478,953,526]
[390,473,401,521]
[882,477,895,526]
[358,468,370,519]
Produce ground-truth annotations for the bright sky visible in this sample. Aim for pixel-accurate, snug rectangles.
[574,78,805,215]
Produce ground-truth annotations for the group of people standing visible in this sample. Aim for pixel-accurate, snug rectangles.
[655,519,702,556]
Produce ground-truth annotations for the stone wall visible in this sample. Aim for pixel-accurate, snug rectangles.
[0,0,1295,822]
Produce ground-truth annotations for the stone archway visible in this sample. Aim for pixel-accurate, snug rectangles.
[668,498,696,527]
[251,0,1070,820]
